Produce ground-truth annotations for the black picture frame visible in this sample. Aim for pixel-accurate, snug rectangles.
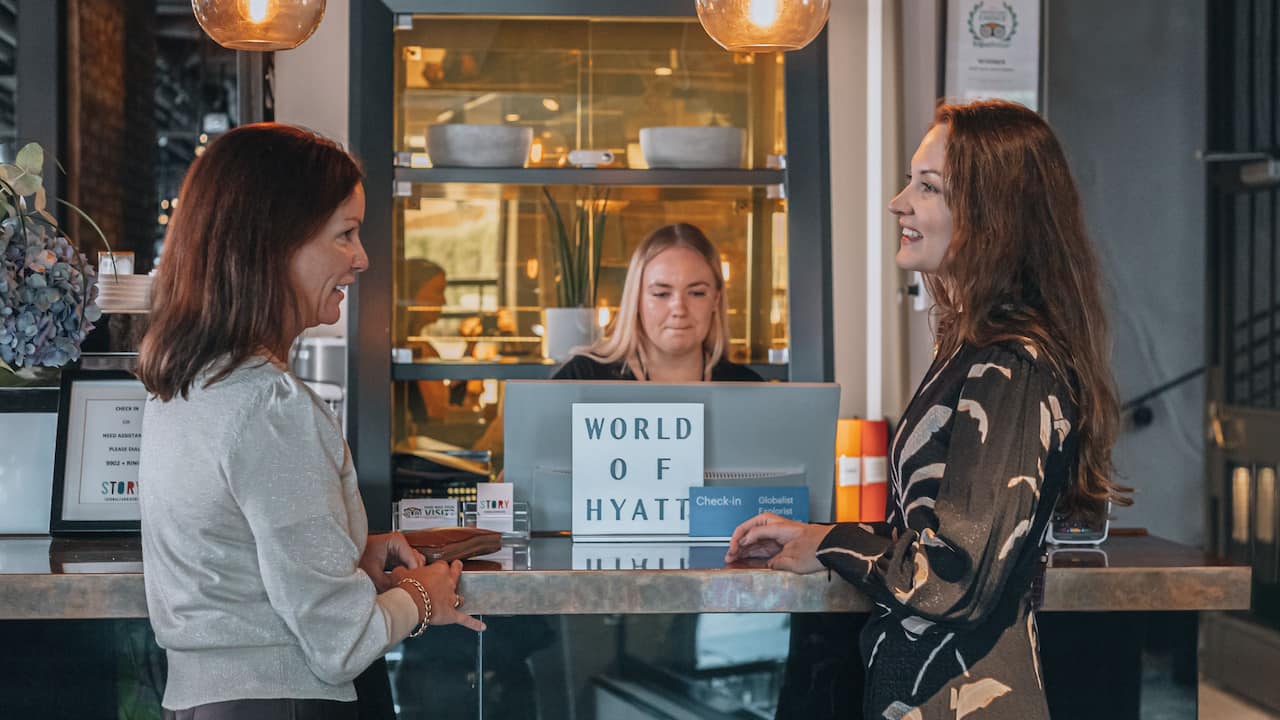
[49,365,147,535]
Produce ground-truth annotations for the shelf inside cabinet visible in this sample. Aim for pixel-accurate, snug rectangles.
[394,361,559,381]
[393,167,786,187]
[392,361,789,381]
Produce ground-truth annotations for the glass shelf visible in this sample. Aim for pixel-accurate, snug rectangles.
[393,361,558,381]
[393,166,787,187]
[391,360,788,381]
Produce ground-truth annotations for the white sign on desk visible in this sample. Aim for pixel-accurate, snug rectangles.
[53,371,148,530]
[77,397,144,505]
[571,403,703,538]
[57,378,148,524]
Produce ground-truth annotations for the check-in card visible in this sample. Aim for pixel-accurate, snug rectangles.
[688,486,809,538]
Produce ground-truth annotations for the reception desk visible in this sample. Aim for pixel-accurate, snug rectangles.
[0,531,1250,619]
[0,531,1250,719]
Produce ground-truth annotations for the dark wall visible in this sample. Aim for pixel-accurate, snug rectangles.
[65,0,157,273]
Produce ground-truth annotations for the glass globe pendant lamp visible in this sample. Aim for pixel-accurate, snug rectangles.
[192,0,326,52]
[695,0,830,53]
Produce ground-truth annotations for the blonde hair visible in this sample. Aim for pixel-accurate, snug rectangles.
[578,223,729,381]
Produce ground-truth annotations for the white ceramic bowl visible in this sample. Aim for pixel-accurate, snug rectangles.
[427,124,534,168]
[639,126,746,169]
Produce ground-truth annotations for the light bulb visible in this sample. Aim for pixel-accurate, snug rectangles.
[748,0,778,28]
[192,0,326,52]
[695,0,830,53]
[246,0,272,24]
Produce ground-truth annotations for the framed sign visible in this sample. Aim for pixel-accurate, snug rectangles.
[944,0,1043,111]
[571,402,704,539]
[50,367,148,534]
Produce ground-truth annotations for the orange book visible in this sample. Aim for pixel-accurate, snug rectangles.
[834,418,862,521]
[859,419,889,522]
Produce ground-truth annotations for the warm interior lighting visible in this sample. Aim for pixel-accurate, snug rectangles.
[525,258,539,279]
[721,258,732,284]
[695,0,830,53]
[597,306,611,328]
[505,113,521,122]
[654,66,674,76]
[748,0,778,27]
[247,0,271,23]
[542,98,560,112]
[530,139,544,164]
[192,0,326,52]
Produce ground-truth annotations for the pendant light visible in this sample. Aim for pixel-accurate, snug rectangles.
[695,0,830,53]
[192,0,326,52]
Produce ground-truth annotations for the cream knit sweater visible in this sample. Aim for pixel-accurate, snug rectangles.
[139,358,418,710]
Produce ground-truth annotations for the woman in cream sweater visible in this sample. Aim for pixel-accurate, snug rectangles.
[137,123,483,720]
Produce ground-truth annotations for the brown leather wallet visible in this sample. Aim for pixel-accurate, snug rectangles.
[403,527,502,563]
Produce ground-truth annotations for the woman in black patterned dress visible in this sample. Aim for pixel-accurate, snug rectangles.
[726,100,1128,719]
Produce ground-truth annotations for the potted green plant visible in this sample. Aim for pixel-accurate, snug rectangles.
[540,186,609,361]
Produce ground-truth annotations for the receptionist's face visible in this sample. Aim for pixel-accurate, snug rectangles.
[639,247,719,359]
[889,124,953,274]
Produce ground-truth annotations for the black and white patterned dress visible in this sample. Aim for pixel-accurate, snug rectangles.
[816,340,1076,719]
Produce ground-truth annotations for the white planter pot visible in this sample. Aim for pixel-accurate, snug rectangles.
[543,307,599,362]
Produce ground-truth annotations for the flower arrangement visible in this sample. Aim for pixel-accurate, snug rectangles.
[0,143,105,372]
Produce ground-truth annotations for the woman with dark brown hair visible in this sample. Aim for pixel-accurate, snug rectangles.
[137,123,483,720]
[726,100,1126,719]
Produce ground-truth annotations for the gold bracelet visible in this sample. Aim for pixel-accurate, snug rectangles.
[397,577,432,637]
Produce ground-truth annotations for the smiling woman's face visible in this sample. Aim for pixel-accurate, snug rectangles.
[889,124,954,273]
[638,246,719,360]
[288,185,368,331]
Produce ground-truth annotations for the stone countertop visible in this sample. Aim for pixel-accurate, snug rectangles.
[0,532,1250,619]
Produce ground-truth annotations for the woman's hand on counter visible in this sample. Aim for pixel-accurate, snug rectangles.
[361,532,425,592]
[393,560,487,633]
[725,512,833,575]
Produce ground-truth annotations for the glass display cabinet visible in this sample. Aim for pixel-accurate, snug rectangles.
[386,14,795,475]
[352,1,832,516]
[348,2,831,714]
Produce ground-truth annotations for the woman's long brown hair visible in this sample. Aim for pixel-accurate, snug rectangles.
[137,124,362,400]
[925,100,1127,523]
